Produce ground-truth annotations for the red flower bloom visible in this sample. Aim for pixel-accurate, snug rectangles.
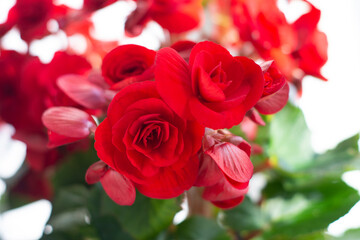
[101,44,156,90]
[231,0,327,93]
[195,129,253,209]
[0,51,92,170]
[94,81,204,202]
[291,2,328,81]
[0,0,69,42]
[155,41,264,129]
[254,61,289,115]
[125,0,202,36]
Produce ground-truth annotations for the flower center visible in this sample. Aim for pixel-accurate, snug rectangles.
[197,62,231,102]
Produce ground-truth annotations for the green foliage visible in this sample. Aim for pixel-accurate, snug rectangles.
[269,103,314,171]
[171,216,231,240]
[52,146,98,189]
[220,197,269,234]
[88,186,181,240]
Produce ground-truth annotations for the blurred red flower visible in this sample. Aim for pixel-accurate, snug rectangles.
[125,0,202,36]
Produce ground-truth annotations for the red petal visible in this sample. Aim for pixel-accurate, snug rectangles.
[203,177,248,202]
[42,107,96,138]
[211,195,245,209]
[135,154,199,199]
[197,67,226,102]
[206,142,253,183]
[155,47,193,119]
[57,74,107,109]
[100,169,136,206]
[170,40,196,61]
[189,41,232,68]
[47,130,83,148]
[227,135,252,157]
[108,81,159,126]
[293,3,321,46]
[85,161,108,184]
[94,118,117,170]
[110,67,154,91]
[151,0,202,33]
[246,108,265,126]
[194,153,223,187]
[255,82,289,115]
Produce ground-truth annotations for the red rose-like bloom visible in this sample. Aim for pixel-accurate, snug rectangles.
[94,81,204,199]
[195,129,253,209]
[101,44,156,90]
[155,41,264,129]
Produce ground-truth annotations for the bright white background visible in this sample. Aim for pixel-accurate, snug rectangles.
[0,0,360,239]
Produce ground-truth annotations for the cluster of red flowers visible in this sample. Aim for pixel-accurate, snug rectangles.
[42,41,288,208]
[0,0,326,208]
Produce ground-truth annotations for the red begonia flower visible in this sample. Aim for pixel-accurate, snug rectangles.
[231,0,327,93]
[291,2,328,81]
[94,81,204,201]
[155,41,264,129]
[0,0,70,42]
[196,129,253,209]
[101,45,156,90]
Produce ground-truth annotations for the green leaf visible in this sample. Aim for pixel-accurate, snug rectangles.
[262,179,359,238]
[173,216,231,240]
[51,185,90,216]
[306,134,360,176]
[269,103,313,171]
[47,185,91,231]
[88,187,180,240]
[52,146,98,190]
[114,194,180,240]
[40,224,98,240]
[219,197,269,234]
[91,215,133,240]
[326,228,360,240]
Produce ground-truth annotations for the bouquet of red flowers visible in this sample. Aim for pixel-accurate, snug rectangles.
[1,0,359,239]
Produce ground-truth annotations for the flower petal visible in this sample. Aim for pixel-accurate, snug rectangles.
[42,107,96,138]
[100,169,136,206]
[155,47,193,119]
[246,108,265,126]
[135,154,199,199]
[202,177,248,202]
[255,82,289,114]
[194,153,223,187]
[57,74,107,109]
[211,195,245,209]
[47,130,83,148]
[85,161,108,184]
[206,142,253,183]
[94,118,117,170]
